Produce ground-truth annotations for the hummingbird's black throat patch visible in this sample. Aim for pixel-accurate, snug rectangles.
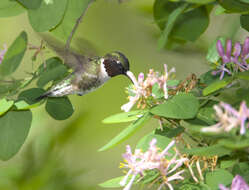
[103,58,126,77]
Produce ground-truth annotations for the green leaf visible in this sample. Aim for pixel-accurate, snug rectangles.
[171,6,209,42]
[152,83,164,99]
[98,112,152,151]
[220,160,237,169]
[215,5,226,15]
[0,110,32,160]
[36,57,68,88]
[240,0,249,3]
[197,107,216,125]
[150,93,199,119]
[232,162,249,183]
[51,0,92,42]
[155,126,184,138]
[182,144,231,157]
[241,15,249,32]
[157,3,188,49]
[18,88,46,105]
[0,99,14,116]
[218,138,249,150]
[154,1,209,47]
[45,97,74,120]
[219,0,249,13]
[136,133,175,156]
[199,71,219,86]
[99,176,125,188]
[0,31,27,76]
[235,70,249,81]
[184,0,215,4]
[167,79,180,87]
[16,0,42,9]
[206,37,226,63]
[99,175,139,188]
[102,110,147,124]
[202,78,233,96]
[0,0,25,17]
[28,0,67,32]
[205,169,233,190]
[14,100,42,110]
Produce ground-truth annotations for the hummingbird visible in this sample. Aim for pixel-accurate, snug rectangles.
[37,35,133,100]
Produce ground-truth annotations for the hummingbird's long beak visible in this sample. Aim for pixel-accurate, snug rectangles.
[125,71,138,87]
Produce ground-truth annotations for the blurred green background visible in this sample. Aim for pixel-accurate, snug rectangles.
[0,0,247,189]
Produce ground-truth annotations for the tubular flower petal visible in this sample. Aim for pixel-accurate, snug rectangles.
[120,139,187,190]
[202,101,249,135]
[213,37,249,79]
[121,64,175,112]
[219,175,249,190]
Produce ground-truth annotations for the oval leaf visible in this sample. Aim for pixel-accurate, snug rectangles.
[16,0,42,9]
[0,110,32,160]
[45,97,74,120]
[14,100,42,110]
[182,144,231,157]
[36,57,68,88]
[99,176,125,188]
[102,110,147,124]
[28,0,67,32]
[172,6,209,42]
[202,78,232,96]
[157,3,188,49]
[51,0,92,42]
[98,112,152,151]
[150,93,199,119]
[0,31,27,76]
[205,169,233,190]
[218,138,249,150]
[235,70,249,81]
[18,88,46,105]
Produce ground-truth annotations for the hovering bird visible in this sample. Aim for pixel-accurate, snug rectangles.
[37,35,133,100]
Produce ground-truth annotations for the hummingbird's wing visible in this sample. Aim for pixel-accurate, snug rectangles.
[39,33,89,72]
[73,37,99,58]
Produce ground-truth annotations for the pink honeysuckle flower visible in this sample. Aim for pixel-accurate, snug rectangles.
[121,64,175,112]
[217,39,232,64]
[219,175,249,190]
[120,139,187,190]
[212,64,232,80]
[201,101,249,135]
[242,37,249,58]
[232,42,249,71]
[213,37,249,79]
[0,44,7,64]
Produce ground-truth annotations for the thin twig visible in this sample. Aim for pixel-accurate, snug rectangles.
[65,1,93,51]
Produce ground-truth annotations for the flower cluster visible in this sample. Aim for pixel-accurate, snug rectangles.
[122,64,175,112]
[120,139,187,190]
[0,44,7,64]
[212,37,249,80]
[201,101,249,135]
[219,175,249,190]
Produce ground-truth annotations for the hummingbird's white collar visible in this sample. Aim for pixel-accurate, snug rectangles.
[99,58,110,82]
